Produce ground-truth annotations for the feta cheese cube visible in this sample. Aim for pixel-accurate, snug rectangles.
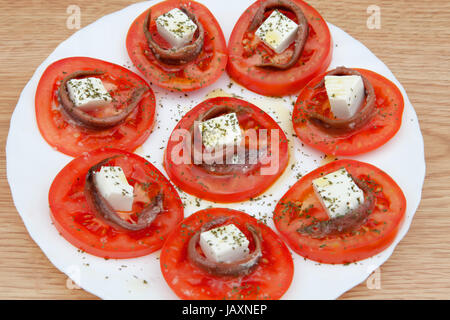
[312,168,365,219]
[198,113,242,151]
[324,75,365,119]
[255,10,299,54]
[156,8,198,49]
[199,224,250,263]
[66,77,112,112]
[94,166,134,212]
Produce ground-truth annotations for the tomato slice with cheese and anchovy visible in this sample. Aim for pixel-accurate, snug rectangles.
[160,208,294,300]
[292,68,404,155]
[164,97,289,203]
[227,0,332,96]
[48,148,184,259]
[126,0,227,92]
[273,159,406,264]
[35,57,156,157]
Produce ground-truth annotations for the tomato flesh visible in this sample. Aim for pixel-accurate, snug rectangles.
[292,69,405,155]
[35,57,156,157]
[273,159,406,264]
[164,97,289,203]
[126,0,227,92]
[227,0,332,96]
[160,208,294,300]
[48,148,184,259]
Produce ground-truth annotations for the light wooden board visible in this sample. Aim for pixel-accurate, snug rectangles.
[1,0,449,300]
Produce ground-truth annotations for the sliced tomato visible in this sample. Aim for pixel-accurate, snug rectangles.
[35,57,156,157]
[160,208,294,300]
[292,69,404,155]
[126,0,227,92]
[273,159,406,264]
[164,97,289,203]
[227,0,332,96]
[48,148,184,259]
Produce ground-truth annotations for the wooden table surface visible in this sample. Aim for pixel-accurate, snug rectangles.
[1,0,449,300]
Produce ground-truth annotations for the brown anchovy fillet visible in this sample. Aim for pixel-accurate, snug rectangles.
[144,6,204,65]
[248,0,309,70]
[201,148,263,175]
[297,178,375,239]
[84,156,164,231]
[59,70,147,130]
[187,217,263,277]
[190,105,261,174]
[308,67,376,134]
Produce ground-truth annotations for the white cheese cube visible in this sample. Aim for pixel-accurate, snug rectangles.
[198,113,242,151]
[199,224,250,263]
[156,8,198,49]
[66,77,112,111]
[312,168,364,219]
[324,75,365,119]
[255,10,299,54]
[94,166,134,212]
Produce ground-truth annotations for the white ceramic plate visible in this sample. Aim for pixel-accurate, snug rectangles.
[6,0,425,299]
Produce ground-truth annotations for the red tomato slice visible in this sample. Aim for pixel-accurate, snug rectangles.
[126,0,227,92]
[273,159,406,264]
[48,148,184,259]
[160,208,294,300]
[227,0,332,96]
[35,57,156,157]
[164,97,289,203]
[292,69,404,155]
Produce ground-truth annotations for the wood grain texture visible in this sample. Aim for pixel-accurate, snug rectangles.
[1,0,449,300]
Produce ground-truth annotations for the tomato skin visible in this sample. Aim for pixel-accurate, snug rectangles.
[126,0,227,92]
[227,0,332,96]
[160,208,294,300]
[163,97,289,203]
[273,159,406,264]
[292,69,405,156]
[35,57,156,157]
[48,148,184,259]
